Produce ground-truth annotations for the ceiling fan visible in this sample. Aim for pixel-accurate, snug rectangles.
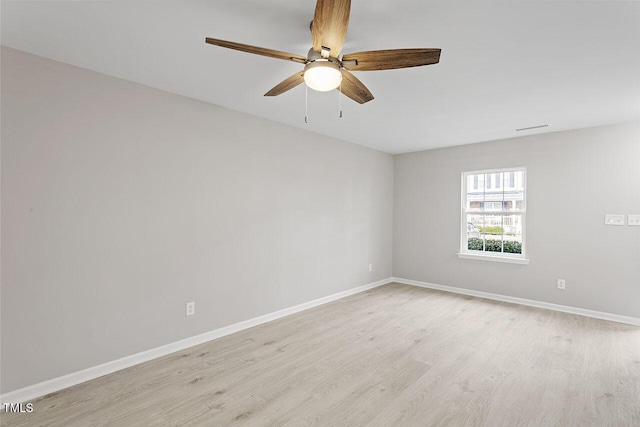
[205,0,441,104]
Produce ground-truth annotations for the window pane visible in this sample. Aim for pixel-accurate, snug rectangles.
[483,214,504,253]
[466,213,483,250]
[504,171,525,210]
[466,173,484,210]
[504,232,522,254]
[481,214,503,236]
[514,171,524,187]
[485,233,503,252]
[503,214,523,236]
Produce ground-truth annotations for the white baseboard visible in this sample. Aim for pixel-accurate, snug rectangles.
[392,277,640,327]
[6,276,636,403]
[1,277,393,404]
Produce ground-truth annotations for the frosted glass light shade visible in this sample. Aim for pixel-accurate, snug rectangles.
[304,61,342,92]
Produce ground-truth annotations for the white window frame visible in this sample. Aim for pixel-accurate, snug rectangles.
[458,167,529,265]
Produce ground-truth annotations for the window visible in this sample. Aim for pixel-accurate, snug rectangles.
[459,168,528,264]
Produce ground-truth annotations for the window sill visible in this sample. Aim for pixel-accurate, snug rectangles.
[457,252,530,265]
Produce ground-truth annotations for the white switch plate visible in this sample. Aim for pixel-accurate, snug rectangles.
[628,215,640,226]
[186,302,195,316]
[604,214,625,226]
[557,279,566,290]
[369,263,373,272]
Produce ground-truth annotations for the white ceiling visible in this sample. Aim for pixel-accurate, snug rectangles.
[2,1,639,154]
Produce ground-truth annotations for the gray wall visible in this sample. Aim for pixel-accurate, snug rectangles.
[1,47,394,393]
[3,45,638,395]
[394,121,640,318]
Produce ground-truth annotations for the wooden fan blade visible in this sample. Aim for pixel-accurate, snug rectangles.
[312,0,351,57]
[264,71,306,97]
[340,70,374,104]
[342,48,441,71]
[205,38,307,63]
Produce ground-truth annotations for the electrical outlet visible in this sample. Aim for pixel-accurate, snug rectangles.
[604,214,624,226]
[557,279,566,290]
[369,263,373,272]
[628,215,640,226]
[186,302,195,316]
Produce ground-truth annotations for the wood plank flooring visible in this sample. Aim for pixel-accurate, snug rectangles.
[2,283,639,426]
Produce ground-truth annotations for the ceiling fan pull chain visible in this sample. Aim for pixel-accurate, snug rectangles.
[339,75,343,119]
[305,84,309,124]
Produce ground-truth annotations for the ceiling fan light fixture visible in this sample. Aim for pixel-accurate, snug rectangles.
[206,0,441,104]
[304,60,342,92]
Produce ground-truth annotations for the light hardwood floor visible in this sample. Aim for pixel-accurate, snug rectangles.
[2,283,639,426]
